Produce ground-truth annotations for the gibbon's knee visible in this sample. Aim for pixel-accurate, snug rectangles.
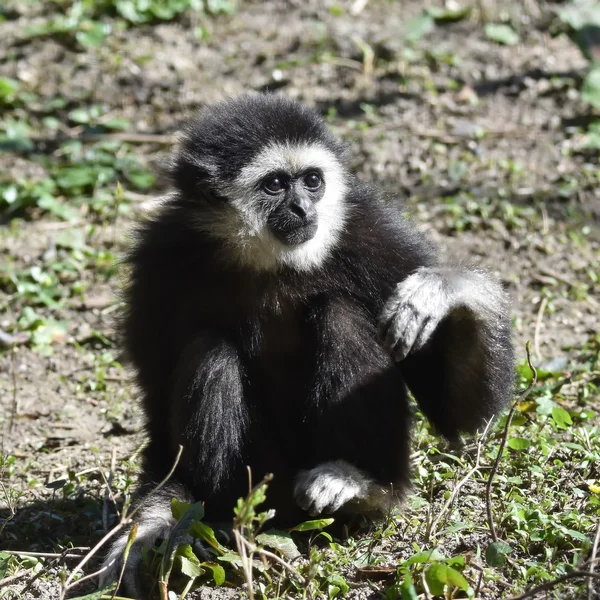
[382,267,514,439]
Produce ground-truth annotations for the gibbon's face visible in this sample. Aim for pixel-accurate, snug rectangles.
[247,149,325,246]
[222,141,348,270]
[172,95,349,272]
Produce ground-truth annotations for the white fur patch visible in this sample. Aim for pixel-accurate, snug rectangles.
[294,460,391,516]
[379,267,508,361]
[98,500,177,596]
[204,142,349,272]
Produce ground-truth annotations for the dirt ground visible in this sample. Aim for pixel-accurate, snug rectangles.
[1,0,599,598]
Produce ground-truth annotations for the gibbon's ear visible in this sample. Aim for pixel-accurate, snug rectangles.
[169,146,209,197]
[168,146,227,205]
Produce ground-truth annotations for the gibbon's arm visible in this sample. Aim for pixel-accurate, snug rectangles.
[379,266,514,440]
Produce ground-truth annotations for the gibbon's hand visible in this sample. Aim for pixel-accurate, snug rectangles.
[379,267,462,362]
[294,461,372,516]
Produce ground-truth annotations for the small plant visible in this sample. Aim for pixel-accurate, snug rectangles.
[558,0,600,109]
[22,0,237,49]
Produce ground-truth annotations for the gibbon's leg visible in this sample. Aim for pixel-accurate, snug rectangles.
[100,337,249,598]
[379,266,514,439]
[294,298,411,517]
[98,481,198,598]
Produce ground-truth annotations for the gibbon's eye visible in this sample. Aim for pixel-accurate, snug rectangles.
[263,176,285,194]
[304,172,321,190]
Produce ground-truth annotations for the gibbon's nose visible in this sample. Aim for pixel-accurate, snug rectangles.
[290,196,311,219]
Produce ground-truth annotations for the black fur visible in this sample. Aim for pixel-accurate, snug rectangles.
[124,180,438,520]
[171,94,347,198]
[102,94,514,595]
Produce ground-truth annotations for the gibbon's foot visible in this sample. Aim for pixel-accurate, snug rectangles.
[294,460,383,516]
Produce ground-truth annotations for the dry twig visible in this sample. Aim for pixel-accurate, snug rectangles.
[59,445,184,599]
[485,342,537,542]
[241,538,306,586]
[103,447,118,531]
[79,132,175,144]
[233,528,254,599]
[1,549,88,560]
[589,521,600,600]
[0,567,36,587]
[9,344,19,433]
[427,419,494,539]
[533,296,548,361]
[112,523,139,600]
[508,570,600,600]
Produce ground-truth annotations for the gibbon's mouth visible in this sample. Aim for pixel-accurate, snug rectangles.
[270,221,318,246]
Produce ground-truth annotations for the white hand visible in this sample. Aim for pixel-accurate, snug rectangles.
[379,268,455,361]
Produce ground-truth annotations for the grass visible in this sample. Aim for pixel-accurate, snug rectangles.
[1,339,598,598]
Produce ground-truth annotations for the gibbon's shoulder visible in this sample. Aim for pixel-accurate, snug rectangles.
[338,181,437,272]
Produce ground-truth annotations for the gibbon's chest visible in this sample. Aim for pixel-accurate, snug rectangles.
[252,302,314,379]
[244,295,391,401]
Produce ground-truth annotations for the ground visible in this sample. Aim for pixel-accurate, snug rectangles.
[0,1,599,599]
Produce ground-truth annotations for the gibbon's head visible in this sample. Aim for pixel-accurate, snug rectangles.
[170,94,350,272]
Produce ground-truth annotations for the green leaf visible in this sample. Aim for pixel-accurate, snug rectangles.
[218,553,267,572]
[328,585,341,599]
[18,307,44,330]
[405,13,435,43]
[37,196,78,221]
[201,562,226,585]
[0,77,20,102]
[535,397,555,416]
[171,498,205,522]
[55,166,113,190]
[68,583,117,600]
[551,406,573,429]
[403,549,445,565]
[485,541,512,567]
[444,555,466,568]
[582,66,600,110]
[563,528,588,542]
[516,360,535,382]
[76,21,108,49]
[256,529,300,559]
[399,569,419,600]
[426,5,471,23]
[180,554,203,578]
[327,573,349,596]
[559,0,600,31]
[175,545,204,579]
[31,319,68,346]
[507,437,531,450]
[425,563,470,595]
[160,501,205,583]
[485,23,519,46]
[188,521,227,554]
[206,0,237,14]
[290,517,334,532]
[68,108,92,124]
[115,0,150,23]
[102,117,131,130]
[124,168,156,190]
[2,185,18,205]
